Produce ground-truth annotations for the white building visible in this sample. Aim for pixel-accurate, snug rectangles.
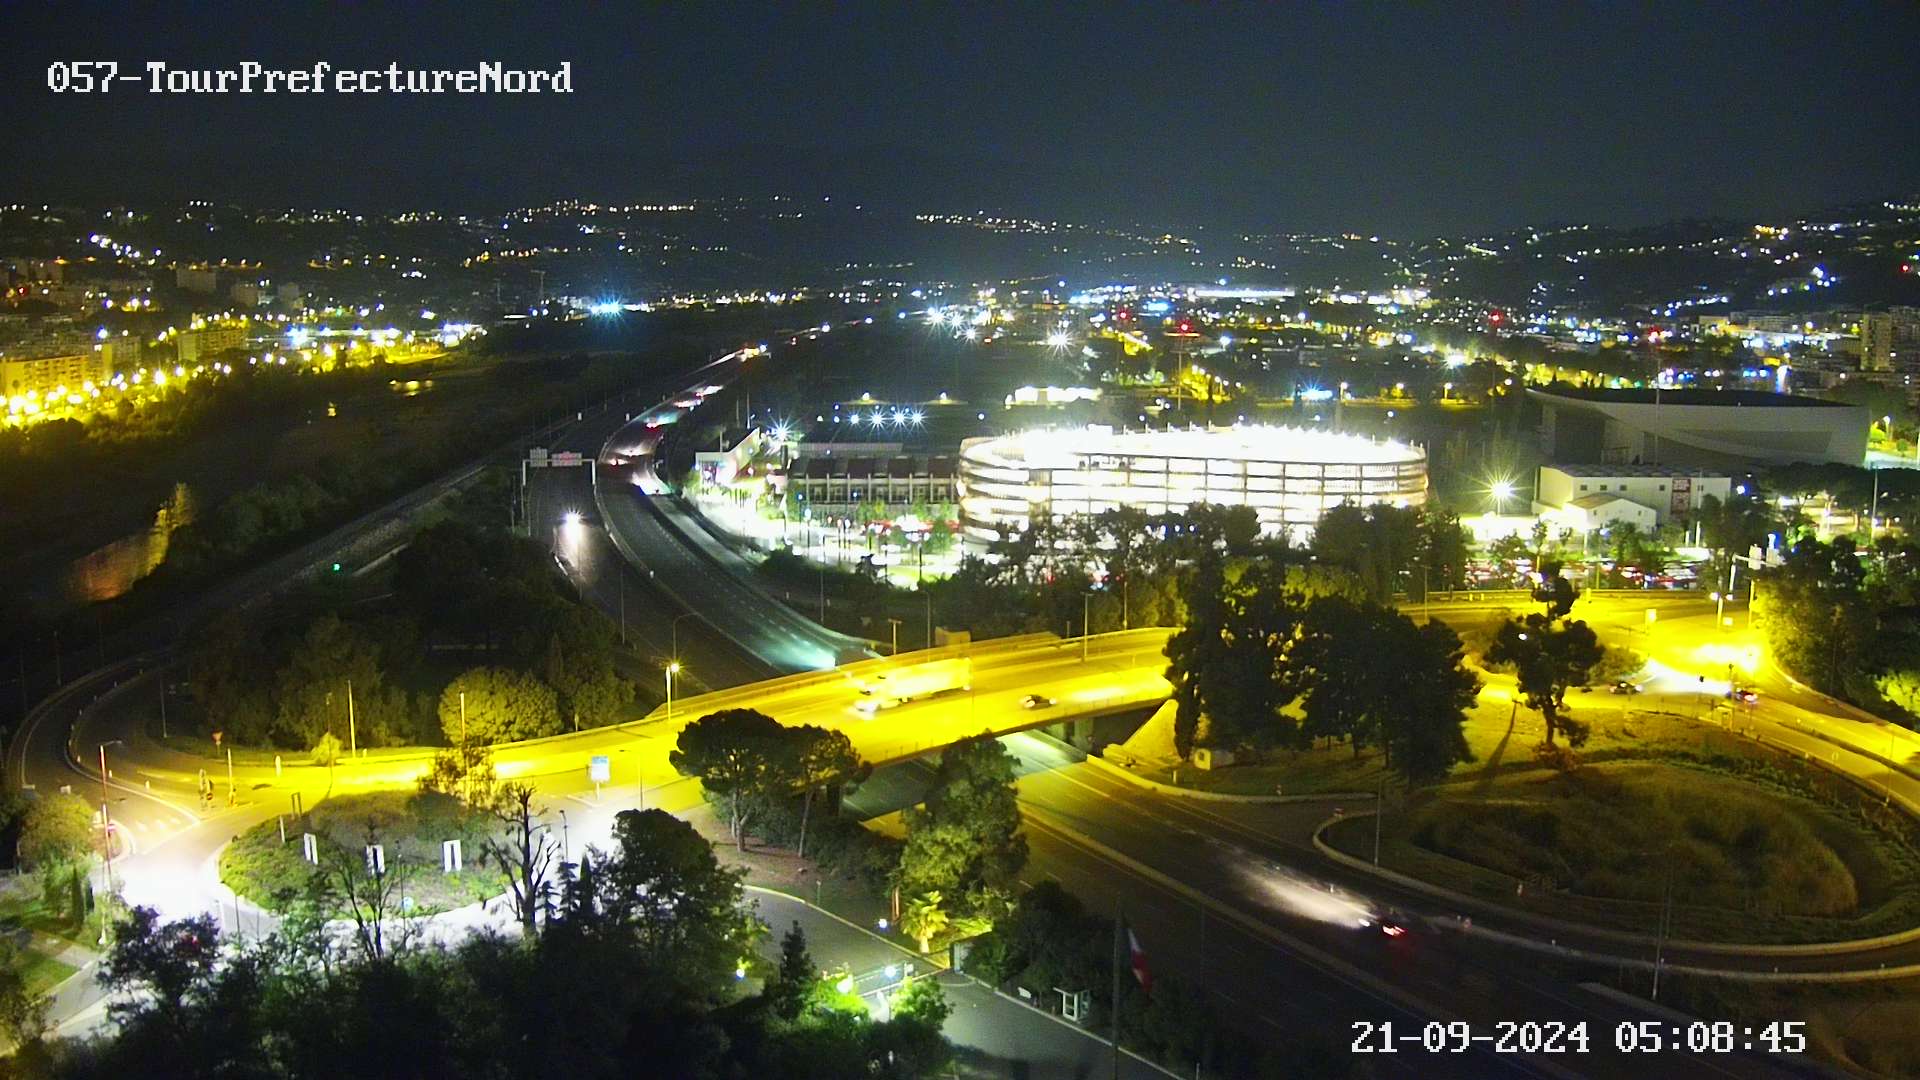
[1534,464,1731,530]
[958,425,1427,549]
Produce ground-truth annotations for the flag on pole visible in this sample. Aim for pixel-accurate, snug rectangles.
[1126,923,1151,995]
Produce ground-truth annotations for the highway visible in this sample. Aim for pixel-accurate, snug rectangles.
[593,402,874,672]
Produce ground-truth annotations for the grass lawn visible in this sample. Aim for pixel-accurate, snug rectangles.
[1325,759,1920,943]
[220,790,507,914]
[0,890,97,952]
[14,949,78,996]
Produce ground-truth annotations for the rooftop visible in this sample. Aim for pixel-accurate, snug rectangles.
[966,425,1425,468]
[1544,463,1730,478]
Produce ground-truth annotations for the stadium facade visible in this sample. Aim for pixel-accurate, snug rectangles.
[957,425,1427,549]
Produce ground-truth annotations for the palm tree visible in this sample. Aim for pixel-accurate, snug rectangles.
[901,890,949,954]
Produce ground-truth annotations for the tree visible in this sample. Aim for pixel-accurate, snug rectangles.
[790,726,861,860]
[1413,509,1471,597]
[1384,621,1481,784]
[536,612,634,731]
[900,891,950,954]
[272,614,385,749]
[99,907,221,1026]
[437,666,562,745]
[1310,502,1420,603]
[873,978,955,1077]
[1487,533,1533,585]
[890,975,951,1027]
[1164,560,1307,755]
[322,821,419,962]
[1486,613,1603,748]
[768,921,815,1021]
[484,782,558,933]
[576,809,754,981]
[1164,555,1227,760]
[669,709,796,848]
[1295,599,1478,784]
[898,736,1026,914]
[0,938,49,1049]
[1532,558,1579,618]
[310,732,342,770]
[18,792,96,869]
[1696,491,1779,590]
[417,739,498,809]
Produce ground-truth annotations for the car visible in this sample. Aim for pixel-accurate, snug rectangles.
[1375,909,1417,938]
[1609,681,1642,695]
[1731,688,1759,705]
[1021,694,1055,710]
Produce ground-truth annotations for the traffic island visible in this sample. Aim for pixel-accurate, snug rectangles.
[218,790,507,914]
[1322,758,1920,946]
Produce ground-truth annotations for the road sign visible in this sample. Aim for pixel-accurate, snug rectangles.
[551,451,584,468]
[589,755,611,785]
[527,447,550,468]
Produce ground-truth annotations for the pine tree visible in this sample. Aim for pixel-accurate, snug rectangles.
[768,920,814,1020]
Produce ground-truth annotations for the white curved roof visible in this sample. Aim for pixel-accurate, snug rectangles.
[963,425,1424,469]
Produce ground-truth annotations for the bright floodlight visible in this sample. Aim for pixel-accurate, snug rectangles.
[963,327,979,340]
[562,511,583,526]
[1045,331,1071,349]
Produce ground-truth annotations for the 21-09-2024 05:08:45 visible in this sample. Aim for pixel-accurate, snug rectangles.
[1350,1019,1808,1055]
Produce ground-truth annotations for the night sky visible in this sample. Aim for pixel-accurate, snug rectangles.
[6,2,1918,235]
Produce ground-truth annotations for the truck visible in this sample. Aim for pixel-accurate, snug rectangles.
[852,657,972,713]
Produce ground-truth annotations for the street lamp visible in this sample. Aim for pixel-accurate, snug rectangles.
[556,809,570,864]
[1488,479,1515,515]
[665,660,681,723]
[97,739,124,945]
[1082,592,1092,662]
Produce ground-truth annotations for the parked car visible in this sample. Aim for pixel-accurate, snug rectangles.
[1021,694,1056,710]
[1610,681,1642,695]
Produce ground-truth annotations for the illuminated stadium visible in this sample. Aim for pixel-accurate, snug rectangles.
[957,425,1427,548]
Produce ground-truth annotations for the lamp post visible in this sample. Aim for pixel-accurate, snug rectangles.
[1869,465,1881,542]
[557,809,570,864]
[97,739,124,945]
[665,661,681,723]
[1082,593,1091,662]
[887,619,902,657]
